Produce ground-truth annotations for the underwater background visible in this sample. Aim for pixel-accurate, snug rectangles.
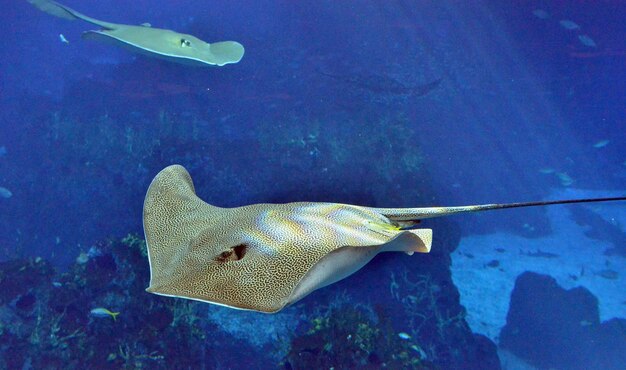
[0,0,624,369]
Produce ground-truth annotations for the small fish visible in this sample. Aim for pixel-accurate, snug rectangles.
[76,252,89,264]
[532,9,549,20]
[0,186,12,199]
[556,172,574,186]
[398,332,412,340]
[593,139,609,148]
[59,33,69,44]
[90,307,120,320]
[539,168,555,174]
[594,269,619,280]
[410,344,427,359]
[52,282,63,288]
[0,146,6,157]
[522,249,559,258]
[559,20,580,30]
[486,259,500,268]
[578,34,597,48]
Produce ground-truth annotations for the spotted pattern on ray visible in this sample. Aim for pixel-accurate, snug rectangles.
[143,165,431,313]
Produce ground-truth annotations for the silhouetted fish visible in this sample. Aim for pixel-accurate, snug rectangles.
[0,186,12,199]
[319,70,442,97]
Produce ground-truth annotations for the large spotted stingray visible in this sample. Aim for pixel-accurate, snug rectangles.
[143,165,625,313]
[27,0,244,66]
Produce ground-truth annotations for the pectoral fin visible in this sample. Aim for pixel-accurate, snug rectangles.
[381,229,432,255]
[287,229,431,306]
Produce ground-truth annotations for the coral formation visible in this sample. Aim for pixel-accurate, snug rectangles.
[0,232,500,369]
[283,305,435,369]
[500,272,626,370]
[0,235,264,369]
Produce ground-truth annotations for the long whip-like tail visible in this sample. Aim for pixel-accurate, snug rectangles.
[369,196,626,222]
[27,0,118,29]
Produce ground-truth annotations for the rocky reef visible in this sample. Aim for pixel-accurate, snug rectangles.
[284,305,435,369]
[0,235,264,369]
[500,271,626,370]
[0,232,500,369]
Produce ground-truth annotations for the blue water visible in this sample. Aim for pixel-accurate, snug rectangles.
[0,1,624,369]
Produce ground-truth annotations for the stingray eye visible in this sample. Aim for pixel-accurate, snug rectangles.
[181,38,192,47]
[215,244,247,262]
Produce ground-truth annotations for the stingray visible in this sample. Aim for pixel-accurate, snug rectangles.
[143,165,625,313]
[27,0,244,66]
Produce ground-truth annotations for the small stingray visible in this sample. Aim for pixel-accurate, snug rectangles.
[27,0,244,66]
[143,165,626,313]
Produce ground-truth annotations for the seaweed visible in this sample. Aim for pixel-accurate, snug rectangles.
[283,305,435,369]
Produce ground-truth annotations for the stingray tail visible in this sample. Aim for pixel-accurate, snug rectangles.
[27,0,118,30]
[371,196,626,221]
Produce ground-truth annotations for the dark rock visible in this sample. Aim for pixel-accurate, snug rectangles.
[93,253,117,272]
[147,308,173,331]
[569,206,626,256]
[470,334,501,369]
[486,259,500,268]
[0,259,54,305]
[500,271,625,370]
[15,293,36,311]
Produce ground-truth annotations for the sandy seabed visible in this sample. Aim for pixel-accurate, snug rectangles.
[451,188,625,343]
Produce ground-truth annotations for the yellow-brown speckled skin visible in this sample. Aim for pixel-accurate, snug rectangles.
[143,165,429,313]
[144,166,626,312]
[27,0,245,66]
